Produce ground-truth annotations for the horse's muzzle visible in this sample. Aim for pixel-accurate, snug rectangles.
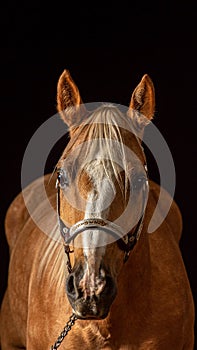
[66,268,117,319]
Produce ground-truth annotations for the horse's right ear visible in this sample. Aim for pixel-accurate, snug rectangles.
[57,70,86,127]
[128,74,155,137]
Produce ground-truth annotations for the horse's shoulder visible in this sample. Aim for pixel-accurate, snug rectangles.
[148,180,182,243]
[5,173,56,251]
[5,189,28,251]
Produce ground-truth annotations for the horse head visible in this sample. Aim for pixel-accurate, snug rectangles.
[56,70,155,319]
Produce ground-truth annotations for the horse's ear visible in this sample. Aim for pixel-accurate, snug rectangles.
[128,74,155,133]
[57,70,86,127]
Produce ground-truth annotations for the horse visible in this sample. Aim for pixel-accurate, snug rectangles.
[0,70,194,350]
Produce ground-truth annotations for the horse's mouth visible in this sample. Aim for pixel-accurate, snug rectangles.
[74,310,109,320]
[69,289,116,320]
[73,300,110,320]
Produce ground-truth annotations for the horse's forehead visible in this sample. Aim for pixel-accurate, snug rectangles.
[64,133,143,162]
[84,159,106,171]
[83,157,139,176]
[84,158,117,170]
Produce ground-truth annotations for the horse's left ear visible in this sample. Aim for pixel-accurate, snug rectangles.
[128,74,155,133]
[57,69,86,127]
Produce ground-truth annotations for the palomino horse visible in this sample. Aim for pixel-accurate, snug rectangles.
[0,71,194,349]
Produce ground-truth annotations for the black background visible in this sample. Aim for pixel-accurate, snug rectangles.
[0,1,196,347]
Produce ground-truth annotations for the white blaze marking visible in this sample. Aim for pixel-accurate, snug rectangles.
[83,162,115,253]
[79,160,116,296]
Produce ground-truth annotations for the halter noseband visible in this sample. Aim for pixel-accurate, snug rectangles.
[56,166,148,273]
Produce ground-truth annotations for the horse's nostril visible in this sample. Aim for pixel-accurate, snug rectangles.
[103,276,117,297]
[66,274,75,296]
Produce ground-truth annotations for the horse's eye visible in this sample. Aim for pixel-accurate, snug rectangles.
[132,174,147,191]
[56,169,69,189]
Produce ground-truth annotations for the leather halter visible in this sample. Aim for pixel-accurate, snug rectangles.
[56,165,148,273]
